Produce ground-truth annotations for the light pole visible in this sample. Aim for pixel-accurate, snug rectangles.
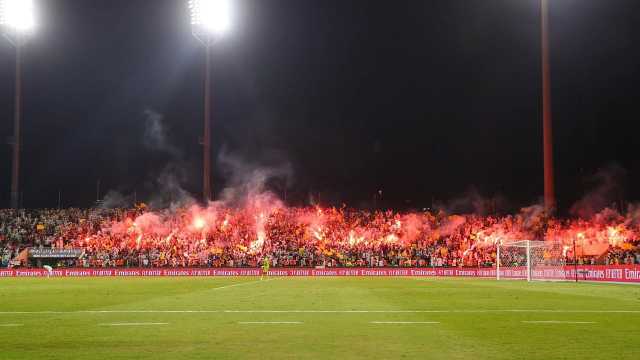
[188,0,232,203]
[541,0,555,213]
[0,0,35,209]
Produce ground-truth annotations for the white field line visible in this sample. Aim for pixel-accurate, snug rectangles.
[238,321,303,324]
[1,309,639,315]
[370,321,439,324]
[220,309,640,314]
[522,321,597,324]
[210,277,279,291]
[99,322,169,326]
[0,324,23,327]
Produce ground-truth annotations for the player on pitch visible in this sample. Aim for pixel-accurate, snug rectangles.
[261,256,270,280]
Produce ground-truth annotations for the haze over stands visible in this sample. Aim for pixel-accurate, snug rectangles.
[1,200,640,268]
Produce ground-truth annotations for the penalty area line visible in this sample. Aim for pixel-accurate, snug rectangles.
[370,321,440,324]
[238,321,303,324]
[0,324,23,327]
[98,322,169,326]
[522,321,597,324]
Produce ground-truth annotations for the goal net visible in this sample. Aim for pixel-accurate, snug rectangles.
[497,240,569,281]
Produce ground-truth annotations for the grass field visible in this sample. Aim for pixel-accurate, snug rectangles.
[1,276,639,359]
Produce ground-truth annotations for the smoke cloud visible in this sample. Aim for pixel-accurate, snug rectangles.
[570,164,626,219]
[102,109,193,209]
[147,163,196,209]
[101,190,131,209]
[217,148,294,207]
[143,109,182,159]
[435,188,508,215]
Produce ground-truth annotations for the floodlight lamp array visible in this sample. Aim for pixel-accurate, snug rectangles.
[0,0,35,32]
[189,0,231,45]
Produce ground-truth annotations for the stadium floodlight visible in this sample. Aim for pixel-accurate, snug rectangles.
[189,0,232,45]
[0,0,35,34]
[1,0,36,209]
[188,0,233,202]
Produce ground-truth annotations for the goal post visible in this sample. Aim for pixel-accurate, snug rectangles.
[497,240,568,282]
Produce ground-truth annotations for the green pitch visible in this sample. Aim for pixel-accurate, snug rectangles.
[1,277,639,359]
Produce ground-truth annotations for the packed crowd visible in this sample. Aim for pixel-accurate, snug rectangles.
[0,208,122,268]
[1,204,639,269]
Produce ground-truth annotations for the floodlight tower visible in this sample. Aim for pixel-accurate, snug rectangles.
[541,0,555,213]
[0,0,35,209]
[189,0,232,203]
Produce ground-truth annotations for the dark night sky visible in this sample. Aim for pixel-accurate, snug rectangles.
[1,0,639,212]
